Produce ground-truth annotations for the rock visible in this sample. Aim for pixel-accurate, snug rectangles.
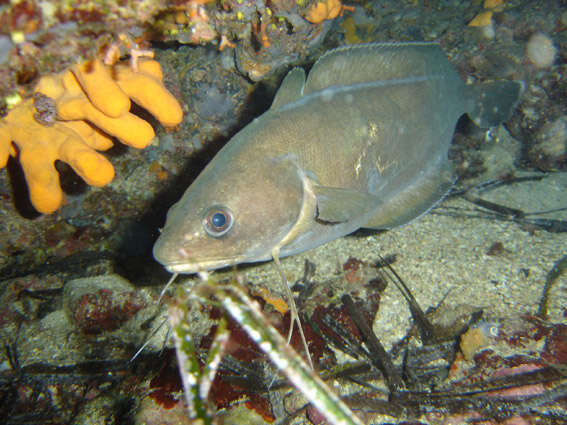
[526,32,557,69]
[529,116,567,170]
[63,274,147,335]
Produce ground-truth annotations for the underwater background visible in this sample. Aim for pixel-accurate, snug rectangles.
[0,0,566,424]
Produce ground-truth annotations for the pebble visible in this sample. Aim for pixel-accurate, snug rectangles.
[63,274,147,335]
[526,32,557,68]
[535,116,567,159]
[0,35,13,65]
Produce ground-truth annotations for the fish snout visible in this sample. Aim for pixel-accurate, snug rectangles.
[152,234,189,269]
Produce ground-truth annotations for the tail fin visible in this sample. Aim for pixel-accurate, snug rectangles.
[468,80,524,128]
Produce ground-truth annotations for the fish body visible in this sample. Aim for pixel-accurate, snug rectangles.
[153,42,521,273]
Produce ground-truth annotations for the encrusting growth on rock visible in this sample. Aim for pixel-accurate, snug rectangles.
[0,58,183,214]
[305,0,354,24]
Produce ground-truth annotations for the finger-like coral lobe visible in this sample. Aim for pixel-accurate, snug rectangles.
[0,58,182,214]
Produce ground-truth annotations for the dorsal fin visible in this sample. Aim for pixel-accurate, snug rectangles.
[303,42,458,95]
[270,67,306,110]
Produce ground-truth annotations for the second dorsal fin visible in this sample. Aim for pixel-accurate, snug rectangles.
[303,42,455,95]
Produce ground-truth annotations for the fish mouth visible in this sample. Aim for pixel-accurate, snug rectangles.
[161,256,249,274]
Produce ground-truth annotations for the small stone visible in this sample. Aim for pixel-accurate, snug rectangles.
[468,10,493,27]
[484,0,504,11]
[63,274,147,335]
[307,405,326,425]
[529,116,567,169]
[526,32,557,69]
[0,35,13,65]
[460,322,498,361]
[537,116,567,158]
[460,327,489,361]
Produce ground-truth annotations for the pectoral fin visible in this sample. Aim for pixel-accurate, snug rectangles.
[313,185,379,224]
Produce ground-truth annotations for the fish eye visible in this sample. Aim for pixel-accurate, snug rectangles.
[202,206,233,237]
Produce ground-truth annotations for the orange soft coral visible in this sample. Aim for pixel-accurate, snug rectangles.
[36,58,183,148]
[0,99,115,213]
[0,58,183,214]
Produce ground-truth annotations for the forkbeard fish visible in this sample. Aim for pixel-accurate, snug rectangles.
[153,42,522,365]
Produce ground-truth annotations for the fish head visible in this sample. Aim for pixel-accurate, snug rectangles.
[153,152,306,274]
